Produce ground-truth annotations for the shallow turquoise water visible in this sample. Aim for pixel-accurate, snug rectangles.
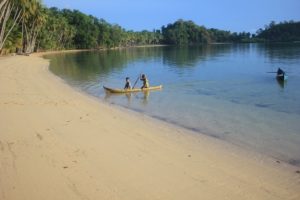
[46,43,300,165]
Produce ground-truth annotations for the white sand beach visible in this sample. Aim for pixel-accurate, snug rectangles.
[0,54,299,200]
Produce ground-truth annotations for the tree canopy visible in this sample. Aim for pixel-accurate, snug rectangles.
[162,20,211,45]
[161,19,255,45]
[256,21,300,42]
[0,0,299,55]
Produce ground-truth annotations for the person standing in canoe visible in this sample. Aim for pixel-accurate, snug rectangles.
[140,74,149,89]
[124,77,132,89]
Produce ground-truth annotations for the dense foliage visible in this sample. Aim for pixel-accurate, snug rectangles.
[256,21,300,42]
[37,8,162,50]
[161,20,211,45]
[0,1,162,54]
[0,0,299,55]
[161,20,254,44]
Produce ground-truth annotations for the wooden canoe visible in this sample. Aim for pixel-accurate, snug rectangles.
[103,85,162,93]
[276,74,288,81]
[276,68,288,81]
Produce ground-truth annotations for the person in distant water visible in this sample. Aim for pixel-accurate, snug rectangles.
[124,77,131,89]
[277,67,285,75]
[140,74,149,89]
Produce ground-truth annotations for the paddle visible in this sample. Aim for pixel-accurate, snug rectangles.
[132,74,140,89]
[267,71,289,74]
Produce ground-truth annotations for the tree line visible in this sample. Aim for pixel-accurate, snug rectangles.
[0,0,162,54]
[256,20,300,42]
[161,20,300,44]
[161,19,254,45]
[1,0,299,55]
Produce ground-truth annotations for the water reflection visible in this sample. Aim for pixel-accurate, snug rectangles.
[46,45,236,84]
[276,78,286,89]
[46,51,136,81]
[46,47,164,82]
[46,44,300,116]
[256,43,300,61]
[104,90,150,106]
[47,44,300,165]
[162,44,232,67]
[46,44,300,85]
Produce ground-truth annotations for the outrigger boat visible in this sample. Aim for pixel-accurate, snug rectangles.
[103,85,162,93]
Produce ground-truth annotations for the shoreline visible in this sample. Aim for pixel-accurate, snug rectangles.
[0,54,300,199]
[34,45,169,57]
[101,101,300,167]
[42,48,300,167]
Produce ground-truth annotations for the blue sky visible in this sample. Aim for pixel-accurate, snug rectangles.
[43,0,300,33]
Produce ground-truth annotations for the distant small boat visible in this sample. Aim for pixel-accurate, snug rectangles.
[103,85,162,93]
[276,68,288,81]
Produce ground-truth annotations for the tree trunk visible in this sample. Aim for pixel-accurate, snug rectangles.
[0,1,23,51]
[23,18,42,54]
[0,0,8,12]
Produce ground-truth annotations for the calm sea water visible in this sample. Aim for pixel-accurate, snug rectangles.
[45,43,300,165]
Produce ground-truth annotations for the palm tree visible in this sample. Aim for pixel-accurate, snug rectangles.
[22,0,46,53]
[0,0,9,11]
[0,0,24,52]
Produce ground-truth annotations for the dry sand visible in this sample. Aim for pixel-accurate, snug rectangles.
[0,54,299,200]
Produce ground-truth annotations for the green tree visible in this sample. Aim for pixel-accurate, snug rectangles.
[21,0,46,53]
[109,25,124,47]
[162,19,211,45]
[36,7,75,50]
[256,21,300,42]
[96,18,112,48]
[2,19,22,53]
[62,9,99,49]
[0,0,24,52]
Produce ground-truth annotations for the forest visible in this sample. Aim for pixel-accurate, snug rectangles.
[1,0,300,55]
[256,21,300,42]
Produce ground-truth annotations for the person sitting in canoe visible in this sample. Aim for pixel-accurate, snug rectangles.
[140,74,149,89]
[277,68,285,75]
[124,77,132,89]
